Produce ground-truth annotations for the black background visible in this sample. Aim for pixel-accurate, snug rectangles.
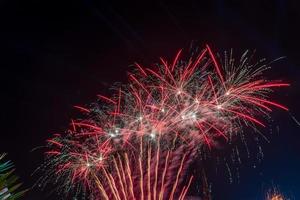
[0,0,299,199]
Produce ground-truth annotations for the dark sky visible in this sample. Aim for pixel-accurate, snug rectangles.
[0,0,299,199]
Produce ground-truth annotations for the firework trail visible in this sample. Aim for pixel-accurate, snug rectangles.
[38,45,288,198]
[95,141,196,200]
[38,138,196,199]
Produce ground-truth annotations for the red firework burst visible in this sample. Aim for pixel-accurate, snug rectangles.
[38,45,289,199]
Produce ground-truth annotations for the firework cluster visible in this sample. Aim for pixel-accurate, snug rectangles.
[38,45,288,199]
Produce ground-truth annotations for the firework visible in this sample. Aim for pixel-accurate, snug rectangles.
[39,45,288,198]
[65,45,288,149]
[0,154,27,199]
[268,194,284,200]
[94,141,196,200]
[38,138,196,199]
[266,189,285,200]
[265,186,292,200]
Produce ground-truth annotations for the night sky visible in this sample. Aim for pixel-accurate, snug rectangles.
[0,0,299,199]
